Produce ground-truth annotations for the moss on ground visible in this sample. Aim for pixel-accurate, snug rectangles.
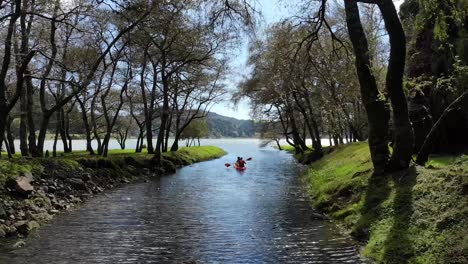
[301,142,468,264]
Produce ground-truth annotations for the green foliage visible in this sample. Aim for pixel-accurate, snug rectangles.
[301,142,468,264]
[163,146,226,165]
[181,119,209,140]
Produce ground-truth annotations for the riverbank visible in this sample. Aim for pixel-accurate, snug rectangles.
[0,146,226,241]
[297,142,467,264]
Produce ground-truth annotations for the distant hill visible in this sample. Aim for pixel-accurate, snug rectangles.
[205,112,256,138]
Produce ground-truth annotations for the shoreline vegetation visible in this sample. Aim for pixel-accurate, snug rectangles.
[0,146,226,244]
[283,142,467,264]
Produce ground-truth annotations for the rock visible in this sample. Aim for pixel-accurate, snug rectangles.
[30,213,52,222]
[0,224,7,237]
[70,197,82,204]
[81,173,92,182]
[310,212,327,220]
[12,240,26,248]
[15,220,40,235]
[47,185,57,193]
[15,176,34,194]
[121,178,130,184]
[49,209,59,214]
[6,226,17,236]
[17,210,26,219]
[66,178,87,190]
[21,171,34,181]
[0,204,6,218]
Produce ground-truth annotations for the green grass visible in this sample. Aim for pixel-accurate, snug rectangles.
[301,142,468,264]
[162,146,226,164]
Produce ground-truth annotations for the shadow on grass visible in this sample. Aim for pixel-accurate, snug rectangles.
[352,167,417,263]
[382,166,417,264]
[351,172,392,241]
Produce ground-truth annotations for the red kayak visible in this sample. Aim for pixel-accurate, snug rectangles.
[234,163,247,170]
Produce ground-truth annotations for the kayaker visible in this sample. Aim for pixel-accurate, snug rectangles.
[237,157,246,168]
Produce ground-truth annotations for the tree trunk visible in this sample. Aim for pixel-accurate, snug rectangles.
[416,89,468,165]
[145,118,154,154]
[65,109,72,152]
[102,133,111,157]
[345,0,390,175]
[2,137,13,159]
[136,124,145,153]
[90,98,102,155]
[37,114,52,156]
[6,116,15,154]
[171,136,179,152]
[53,112,59,157]
[285,104,308,153]
[164,115,172,152]
[75,95,94,154]
[59,108,70,153]
[378,0,414,171]
[153,63,170,165]
[19,81,28,156]
[25,73,37,156]
[275,139,282,150]
[0,1,21,156]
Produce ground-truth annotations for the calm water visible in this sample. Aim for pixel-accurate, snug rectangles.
[0,139,364,263]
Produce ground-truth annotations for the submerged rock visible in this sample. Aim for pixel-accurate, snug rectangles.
[15,220,40,235]
[12,240,26,248]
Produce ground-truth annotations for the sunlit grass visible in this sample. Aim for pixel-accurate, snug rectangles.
[301,142,468,264]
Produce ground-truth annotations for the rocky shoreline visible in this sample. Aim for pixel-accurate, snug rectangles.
[0,147,226,244]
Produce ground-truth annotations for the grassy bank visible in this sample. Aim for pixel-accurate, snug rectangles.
[0,146,226,187]
[0,146,226,239]
[300,142,467,264]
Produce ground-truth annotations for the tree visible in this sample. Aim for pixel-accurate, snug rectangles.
[180,119,209,147]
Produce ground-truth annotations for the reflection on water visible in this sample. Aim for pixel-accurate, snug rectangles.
[0,139,364,263]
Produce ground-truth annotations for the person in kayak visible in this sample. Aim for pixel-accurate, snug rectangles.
[237,157,246,168]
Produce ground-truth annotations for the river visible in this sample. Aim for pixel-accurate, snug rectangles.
[0,139,365,263]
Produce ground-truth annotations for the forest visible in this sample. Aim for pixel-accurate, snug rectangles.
[0,0,255,163]
[241,0,468,174]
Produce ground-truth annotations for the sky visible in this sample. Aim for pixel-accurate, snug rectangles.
[211,0,405,120]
